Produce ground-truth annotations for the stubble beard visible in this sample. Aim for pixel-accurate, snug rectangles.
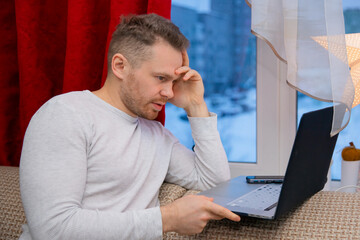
[120,74,163,120]
[120,89,159,120]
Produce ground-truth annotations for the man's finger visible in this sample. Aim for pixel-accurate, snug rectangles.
[175,66,191,75]
[207,202,241,222]
[183,70,198,81]
[197,195,214,202]
[182,50,189,67]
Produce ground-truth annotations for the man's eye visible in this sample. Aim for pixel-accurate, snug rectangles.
[157,76,165,81]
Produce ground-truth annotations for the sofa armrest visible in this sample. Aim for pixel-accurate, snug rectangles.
[0,166,26,239]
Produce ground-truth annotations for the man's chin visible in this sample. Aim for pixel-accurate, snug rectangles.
[138,111,159,120]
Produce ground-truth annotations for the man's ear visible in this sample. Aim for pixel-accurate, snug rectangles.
[112,53,129,79]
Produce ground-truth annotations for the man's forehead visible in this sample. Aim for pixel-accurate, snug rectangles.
[145,42,183,74]
[151,41,183,64]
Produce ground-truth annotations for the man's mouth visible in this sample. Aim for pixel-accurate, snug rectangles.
[152,102,165,111]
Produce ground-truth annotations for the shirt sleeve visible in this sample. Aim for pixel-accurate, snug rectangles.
[164,113,231,191]
[19,99,163,240]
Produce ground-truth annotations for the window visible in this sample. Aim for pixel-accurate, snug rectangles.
[297,1,360,180]
[168,1,359,179]
[168,0,257,165]
[168,0,295,177]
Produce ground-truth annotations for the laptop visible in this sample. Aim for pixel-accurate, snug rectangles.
[199,106,339,220]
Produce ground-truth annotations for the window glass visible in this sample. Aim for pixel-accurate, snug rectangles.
[168,0,257,163]
[297,1,360,180]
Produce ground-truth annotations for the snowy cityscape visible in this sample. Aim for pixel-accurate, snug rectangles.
[167,0,360,180]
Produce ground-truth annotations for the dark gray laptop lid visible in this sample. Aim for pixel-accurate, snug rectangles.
[274,106,339,218]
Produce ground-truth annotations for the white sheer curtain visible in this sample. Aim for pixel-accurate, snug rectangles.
[246,0,357,136]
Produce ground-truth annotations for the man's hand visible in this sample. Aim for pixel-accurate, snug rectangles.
[169,51,209,117]
[160,195,241,235]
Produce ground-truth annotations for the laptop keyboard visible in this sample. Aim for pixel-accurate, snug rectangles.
[227,184,282,211]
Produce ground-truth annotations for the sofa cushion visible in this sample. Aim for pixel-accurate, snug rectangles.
[158,182,187,206]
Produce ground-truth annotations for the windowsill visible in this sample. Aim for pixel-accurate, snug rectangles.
[323,180,342,191]
[323,180,360,192]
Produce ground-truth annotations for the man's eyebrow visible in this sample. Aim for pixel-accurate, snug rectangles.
[154,72,178,80]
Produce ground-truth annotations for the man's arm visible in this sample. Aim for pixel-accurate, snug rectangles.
[159,51,240,235]
[164,113,230,190]
[165,50,231,190]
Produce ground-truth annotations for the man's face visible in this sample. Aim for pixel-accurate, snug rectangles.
[119,41,183,120]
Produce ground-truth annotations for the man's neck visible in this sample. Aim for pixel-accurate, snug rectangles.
[92,79,134,117]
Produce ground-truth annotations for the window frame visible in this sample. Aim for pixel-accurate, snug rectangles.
[229,38,297,177]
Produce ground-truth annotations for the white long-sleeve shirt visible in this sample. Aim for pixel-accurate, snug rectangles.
[19,90,230,240]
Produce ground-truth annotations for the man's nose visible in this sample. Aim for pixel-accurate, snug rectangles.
[160,81,174,99]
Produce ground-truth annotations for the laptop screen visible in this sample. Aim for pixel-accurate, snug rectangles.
[275,106,339,218]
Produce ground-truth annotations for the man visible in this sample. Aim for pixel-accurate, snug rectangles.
[19,13,240,240]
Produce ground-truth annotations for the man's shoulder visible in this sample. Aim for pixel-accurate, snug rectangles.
[48,90,88,105]
[27,91,93,134]
[33,91,92,121]
[42,90,92,111]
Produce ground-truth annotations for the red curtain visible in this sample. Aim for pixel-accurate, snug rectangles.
[0,0,171,166]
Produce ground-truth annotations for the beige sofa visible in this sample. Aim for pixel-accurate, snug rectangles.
[1,166,360,239]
